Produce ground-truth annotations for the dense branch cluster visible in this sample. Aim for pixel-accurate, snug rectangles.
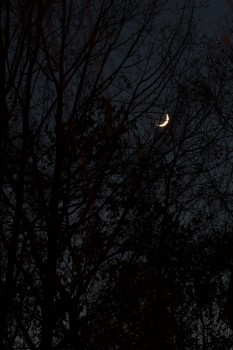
[1,0,233,349]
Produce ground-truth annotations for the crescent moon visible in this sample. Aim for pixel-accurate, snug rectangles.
[157,114,170,128]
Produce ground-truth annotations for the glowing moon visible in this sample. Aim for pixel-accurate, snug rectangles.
[157,114,170,128]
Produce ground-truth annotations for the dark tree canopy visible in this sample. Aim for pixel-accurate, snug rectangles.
[1,0,233,349]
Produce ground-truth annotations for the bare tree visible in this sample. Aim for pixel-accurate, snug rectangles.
[0,0,225,349]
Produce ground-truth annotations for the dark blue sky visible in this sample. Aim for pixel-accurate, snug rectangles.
[202,0,232,35]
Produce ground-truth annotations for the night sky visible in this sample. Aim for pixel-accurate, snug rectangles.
[202,0,232,34]
[3,1,233,348]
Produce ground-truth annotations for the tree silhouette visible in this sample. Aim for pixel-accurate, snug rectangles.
[1,0,233,349]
